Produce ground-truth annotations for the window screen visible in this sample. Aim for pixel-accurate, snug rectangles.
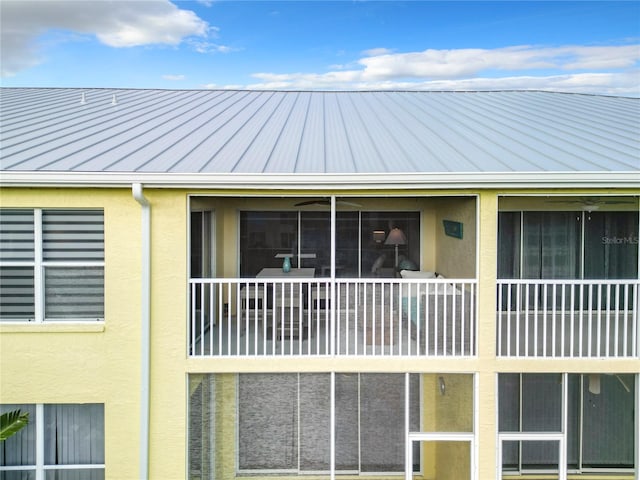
[582,374,635,467]
[498,373,635,472]
[238,373,298,470]
[360,374,407,472]
[299,374,331,471]
[236,373,419,474]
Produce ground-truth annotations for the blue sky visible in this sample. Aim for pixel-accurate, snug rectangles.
[1,1,639,95]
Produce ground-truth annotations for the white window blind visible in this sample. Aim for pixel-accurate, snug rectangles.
[0,210,35,320]
[0,209,104,322]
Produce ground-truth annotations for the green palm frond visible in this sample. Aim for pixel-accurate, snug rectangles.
[0,409,29,441]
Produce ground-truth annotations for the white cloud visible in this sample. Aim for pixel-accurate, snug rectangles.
[187,39,237,54]
[356,45,640,80]
[0,0,210,77]
[162,74,186,81]
[202,83,244,90]
[241,44,640,96]
[362,47,394,57]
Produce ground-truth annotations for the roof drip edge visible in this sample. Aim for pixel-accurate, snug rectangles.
[1,171,639,189]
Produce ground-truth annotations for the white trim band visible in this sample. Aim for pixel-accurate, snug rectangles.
[1,171,639,189]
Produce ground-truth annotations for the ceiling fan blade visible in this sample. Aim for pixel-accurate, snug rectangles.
[294,199,362,207]
[294,200,328,207]
[546,197,635,205]
[338,200,362,207]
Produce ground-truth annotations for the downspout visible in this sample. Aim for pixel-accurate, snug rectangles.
[132,183,150,480]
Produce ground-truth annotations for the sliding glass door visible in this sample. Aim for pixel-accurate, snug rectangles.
[498,373,636,473]
[584,211,639,279]
[498,211,638,280]
[239,211,420,278]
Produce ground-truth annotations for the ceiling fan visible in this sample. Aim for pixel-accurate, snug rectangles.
[545,196,636,211]
[294,199,362,208]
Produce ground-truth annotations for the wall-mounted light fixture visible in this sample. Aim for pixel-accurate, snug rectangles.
[438,376,446,396]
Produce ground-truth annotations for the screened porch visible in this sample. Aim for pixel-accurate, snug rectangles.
[495,197,639,358]
[188,195,478,358]
[187,195,639,359]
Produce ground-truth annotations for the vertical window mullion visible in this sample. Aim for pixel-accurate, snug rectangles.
[561,373,568,478]
[519,212,524,280]
[357,373,361,473]
[35,403,44,480]
[358,212,362,278]
[578,375,584,471]
[34,209,43,323]
[404,373,410,480]
[297,373,301,473]
[297,211,301,267]
[518,373,523,472]
[330,371,335,480]
[580,212,585,280]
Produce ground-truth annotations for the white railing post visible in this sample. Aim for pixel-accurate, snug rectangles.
[633,282,639,358]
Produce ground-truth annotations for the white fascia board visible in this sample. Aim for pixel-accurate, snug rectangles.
[0,171,639,189]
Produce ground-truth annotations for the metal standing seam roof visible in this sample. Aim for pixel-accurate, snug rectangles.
[0,88,639,187]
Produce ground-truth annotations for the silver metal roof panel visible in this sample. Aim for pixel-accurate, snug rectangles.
[1,89,638,177]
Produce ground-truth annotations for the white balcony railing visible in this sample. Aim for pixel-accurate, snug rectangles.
[189,278,477,357]
[497,279,639,358]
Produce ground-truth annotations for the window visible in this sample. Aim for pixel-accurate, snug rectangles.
[0,403,105,479]
[0,209,104,322]
[498,373,635,473]
[239,211,420,278]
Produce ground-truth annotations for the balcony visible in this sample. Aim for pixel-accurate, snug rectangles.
[189,277,639,359]
[189,277,477,357]
[497,279,639,358]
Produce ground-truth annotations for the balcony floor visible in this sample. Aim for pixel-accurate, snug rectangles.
[190,309,474,357]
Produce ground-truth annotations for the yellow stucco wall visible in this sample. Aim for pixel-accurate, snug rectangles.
[146,190,190,480]
[2,187,637,480]
[434,196,477,278]
[0,187,143,480]
[0,187,192,480]
[417,373,474,480]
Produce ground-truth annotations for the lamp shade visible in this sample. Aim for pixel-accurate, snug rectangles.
[384,227,406,246]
